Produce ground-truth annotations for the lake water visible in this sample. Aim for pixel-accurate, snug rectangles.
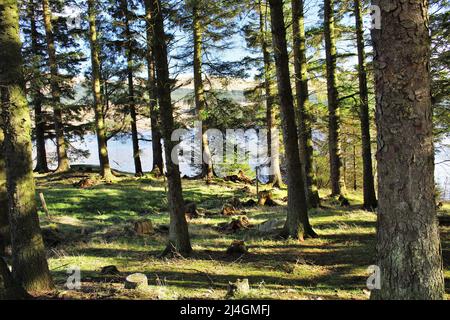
[33,132,450,200]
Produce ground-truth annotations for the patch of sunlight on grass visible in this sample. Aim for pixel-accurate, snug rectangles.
[33,171,448,300]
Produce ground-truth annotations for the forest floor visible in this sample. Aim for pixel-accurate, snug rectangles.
[29,169,449,300]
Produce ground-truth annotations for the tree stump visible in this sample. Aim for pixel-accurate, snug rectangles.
[124,273,148,290]
[134,220,154,235]
[258,190,273,206]
[185,201,200,220]
[226,278,250,298]
[226,240,248,255]
[73,177,96,189]
[219,216,251,234]
[338,195,350,207]
[237,170,253,184]
[221,204,238,216]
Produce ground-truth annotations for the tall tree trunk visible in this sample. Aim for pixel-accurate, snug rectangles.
[120,0,143,176]
[371,0,444,299]
[0,0,54,291]
[29,0,48,173]
[88,0,114,182]
[192,5,213,181]
[354,0,377,209]
[0,257,29,300]
[149,0,192,255]
[259,0,283,188]
[268,0,316,240]
[0,129,9,256]
[323,0,344,196]
[42,0,70,173]
[352,144,357,191]
[144,0,164,174]
[292,0,320,207]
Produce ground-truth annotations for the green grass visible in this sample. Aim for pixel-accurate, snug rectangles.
[31,171,449,300]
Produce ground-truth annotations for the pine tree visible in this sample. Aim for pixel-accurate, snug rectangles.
[24,0,49,173]
[144,0,164,174]
[42,0,70,172]
[371,0,444,299]
[324,0,345,196]
[268,0,316,240]
[115,0,143,176]
[176,0,243,180]
[88,0,114,181]
[258,0,283,188]
[0,129,8,256]
[0,0,54,291]
[292,0,320,207]
[149,0,192,255]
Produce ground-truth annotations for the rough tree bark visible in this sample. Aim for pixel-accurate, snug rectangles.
[149,0,192,255]
[88,0,114,182]
[0,129,9,256]
[0,0,54,292]
[192,4,214,181]
[371,0,444,299]
[259,0,283,188]
[268,0,316,240]
[354,0,377,209]
[120,0,143,176]
[292,0,320,207]
[29,0,48,173]
[324,0,345,196]
[144,0,164,174]
[42,0,70,172]
[0,257,29,300]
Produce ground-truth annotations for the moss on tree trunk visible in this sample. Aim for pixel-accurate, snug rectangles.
[88,0,114,182]
[0,0,54,292]
[0,129,9,256]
